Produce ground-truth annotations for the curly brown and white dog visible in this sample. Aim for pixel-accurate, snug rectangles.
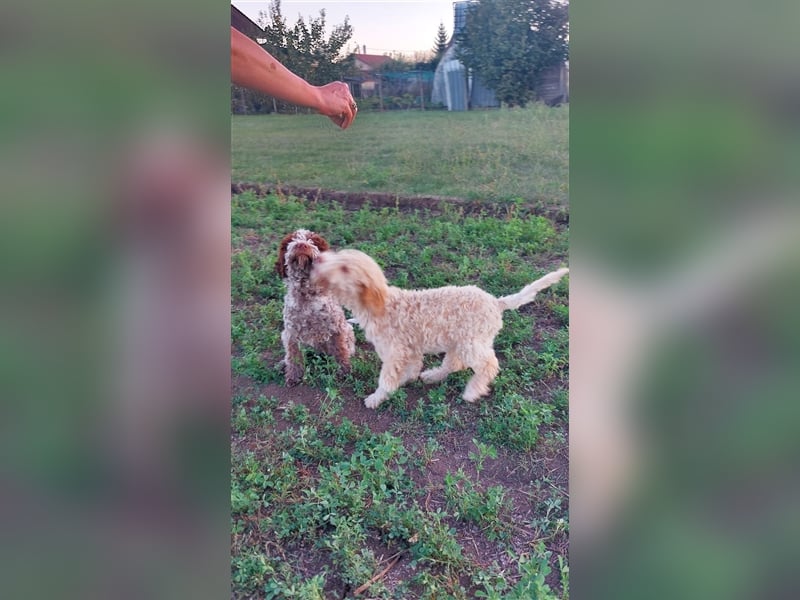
[311,249,569,408]
[275,230,355,385]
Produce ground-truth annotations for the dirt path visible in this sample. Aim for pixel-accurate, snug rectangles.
[231,181,569,229]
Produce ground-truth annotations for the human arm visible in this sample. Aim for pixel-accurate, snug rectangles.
[230,27,357,129]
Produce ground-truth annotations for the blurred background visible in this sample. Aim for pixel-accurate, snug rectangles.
[0,1,230,598]
[571,0,800,598]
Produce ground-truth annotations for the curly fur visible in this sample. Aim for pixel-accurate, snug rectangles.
[275,230,355,385]
[311,248,569,408]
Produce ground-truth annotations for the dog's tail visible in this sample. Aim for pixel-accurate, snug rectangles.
[498,267,569,311]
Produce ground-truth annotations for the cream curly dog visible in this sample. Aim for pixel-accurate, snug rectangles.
[311,249,569,408]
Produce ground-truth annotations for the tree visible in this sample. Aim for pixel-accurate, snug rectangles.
[432,21,449,67]
[455,0,568,107]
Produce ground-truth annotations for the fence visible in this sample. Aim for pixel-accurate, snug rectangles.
[349,71,439,111]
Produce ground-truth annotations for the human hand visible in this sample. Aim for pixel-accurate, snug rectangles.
[316,81,358,129]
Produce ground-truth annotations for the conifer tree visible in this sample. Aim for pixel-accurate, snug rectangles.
[432,21,449,66]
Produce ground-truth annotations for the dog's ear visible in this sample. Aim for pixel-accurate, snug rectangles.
[358,281,386,316]
[275,233,293,278]
[309,232,330,253]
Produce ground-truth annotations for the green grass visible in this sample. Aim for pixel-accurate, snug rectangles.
[232,106,568,208]
[232,106,569,599]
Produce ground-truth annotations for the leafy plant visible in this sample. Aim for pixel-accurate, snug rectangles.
[508,543,558,599]
[444,468,513,541]
[478,392,554,451]
[469,437,498,479]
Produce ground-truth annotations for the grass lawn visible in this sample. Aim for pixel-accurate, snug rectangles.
[231,106,569,599]
[232,105,568,209]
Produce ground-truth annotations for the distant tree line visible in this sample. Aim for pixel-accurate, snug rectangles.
[232,0,568,114]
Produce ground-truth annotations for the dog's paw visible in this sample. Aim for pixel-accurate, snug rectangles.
[420,368,444,384]
[284,367,303,386]
[364,392,385,409]
[462,387,487,403]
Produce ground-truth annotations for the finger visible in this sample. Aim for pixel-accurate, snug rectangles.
[328,111,346,128]
[343,107,356,129]
[334,109,350,130]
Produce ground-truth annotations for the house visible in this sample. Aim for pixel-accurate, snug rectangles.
[351,52,392,98]
[353,53,392,73]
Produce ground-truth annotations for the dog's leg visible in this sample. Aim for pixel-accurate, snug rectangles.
[331,327,355,373]
[462,349,500,403]
[420,352,465,384]
[400,357,423,386]
[282,329,304,386]
[364,356,407,409]
[364,386,390,409]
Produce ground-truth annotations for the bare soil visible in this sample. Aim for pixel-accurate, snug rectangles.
[231,181,569,230]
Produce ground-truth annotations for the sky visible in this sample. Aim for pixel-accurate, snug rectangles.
[232,1,457,58]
